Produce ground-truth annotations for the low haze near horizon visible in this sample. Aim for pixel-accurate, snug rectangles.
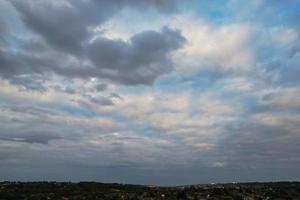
[0,0,300,185]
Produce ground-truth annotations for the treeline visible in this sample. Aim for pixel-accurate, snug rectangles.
[0,181,299,199]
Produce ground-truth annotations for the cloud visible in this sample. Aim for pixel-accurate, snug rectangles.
[219,112,300,171]
[87,27,185,84]
[0,26,184,87]
[171,15,254,77]
[0,130,61,144]
[1,1,185,87]
[212,161,226,168]
[11,0,178,55]
[0,16,9,47]
[261,87,300,110]
[95,83,107,92]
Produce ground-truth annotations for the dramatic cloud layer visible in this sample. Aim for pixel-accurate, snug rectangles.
[0,0,299,185]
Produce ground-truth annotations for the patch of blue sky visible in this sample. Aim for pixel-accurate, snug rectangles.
[269,1,300,24]
[190,0,235,24]
[188,0,299,28]
[154,73,188,93]
[0,1,36,51]
[240,95,264,114]
[51,102,97,118]
[116,84,153,95]
[105,112,130,124]
[155,69,224,94]
[133,124,167,139]
[185,71,224,92]
[255,48,299,87]
[248,1,300,27]
[256,49,289,71]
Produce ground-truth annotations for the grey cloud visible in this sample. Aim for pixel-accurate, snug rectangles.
[20,39,49,53]
[0,1,185,89]
[89,96,114,106]
[216,118,300,171]
[0,27,185,88]
[10,74,47,92]
[95,83,107,92]
[0,16,9,47]
[54,85,76,94]
[88,27,185,84]
[0,49,22,76]
[0,129,62,144]
[12,0,100,55]
[76,95,115,110]
[0,47,59,79]
[0,105,58,118]
[0,104,95,144]
[0,17,8,34]
[110,93,122,100]
[63,87,76,94]
[0,50,58,91]
[12,0,178,55]
[0,43,85,89]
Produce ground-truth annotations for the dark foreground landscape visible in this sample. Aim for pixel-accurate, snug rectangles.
[0,181,300,200]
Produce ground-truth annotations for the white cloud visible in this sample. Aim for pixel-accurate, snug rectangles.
[170,15,254,75]
[212,161,226,168]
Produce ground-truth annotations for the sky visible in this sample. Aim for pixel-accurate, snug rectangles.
[0,0,300,186]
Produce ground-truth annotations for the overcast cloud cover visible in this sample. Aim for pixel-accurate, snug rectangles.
[0,0,300,185]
